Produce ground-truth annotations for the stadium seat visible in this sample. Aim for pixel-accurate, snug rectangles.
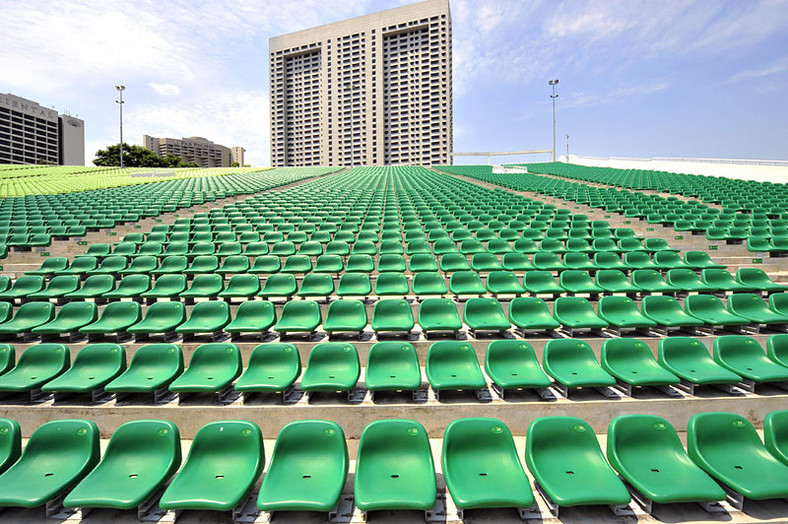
[103,274,151,301]
[442,418,534,516]
[418,298,462,337]
[28,275,81,301]
[409,253,438,273]
[0,301,55,340]
[542,339,617,397]
[0,343,69,397]
[55,256,98,276]
[484,340,551,398]
[274,300,322,338]
[600,339,679,395]
[175,301,231,339]
[127,301,186,341]
[225,300,276,340]
[257,420,347,513]
[426,341,486,399]
[558,270,603,296]
[296,273,334,299]
[151,255,188,275]
[767,333,788,367]
[0,418,20,475]
[64,420,181,511]
[700,269,753,293]
[764,410,788,466]
[501,252,533,271]
[594,269,640,295]
[365,342,421,397]
[217,275,260,299]
[168,343,242,399]
[375,272,410,296]
[354,419,436,513]
[727,293,788,328]
[371,299,414,337]
[687,412,788,506]
[439,253,470,273]
[0,344,14,376]
[413,272,448,298]
[259,274,298,299]
[30,301,97,341]
[323,300,368,338]
[606,415,724,510]
[523,271,563,297]
[712,335,788,388]
[180,274,224,302]
[736,268,788,294]
[597,296,656,335]
[120,255,159,275]
[0,419,99,508]
[463,297,510,336]
[158,420,263,512]
[336,274,372,298]
[234,343,301,399]
[485,270,525,297]
[657,337,742,393]
[300,342,360,397]
[88,255,128,275]
[40,343,126,400]
[249,255,281,274]
[630,270,679,294]
[25,257,69,276]
[641,295,705,334]
[684,294,751,332]
[653,251,690,270]
[184,255,220,275]
[507,296,560,335]
[64,274,116,301]
[140,274,187,301]
[345,254,375,273]
[684,251,726,270]
[552,296,608,335]
[665,268,716,293]
[525,416,630,515]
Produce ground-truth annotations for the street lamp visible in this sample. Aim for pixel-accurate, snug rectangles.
[115,85,125,168]
[548,79,559,162]
[566,133,570,159]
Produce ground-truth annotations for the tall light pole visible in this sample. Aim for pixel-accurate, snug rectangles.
[115,85,125,168]
[566,133,570,159]
[548,79,559,162]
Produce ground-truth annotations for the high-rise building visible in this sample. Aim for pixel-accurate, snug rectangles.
[0,93,85,166]
[142,135,242,168]
[269,0,452,167]
[231,146,246,166]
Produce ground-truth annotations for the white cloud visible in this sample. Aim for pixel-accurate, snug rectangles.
[728,60,788,83]
[149,83,181,97]
[564,82,671,109]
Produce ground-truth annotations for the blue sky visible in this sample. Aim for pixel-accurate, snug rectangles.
[2,0,787,166]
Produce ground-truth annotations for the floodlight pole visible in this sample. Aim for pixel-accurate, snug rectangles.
[566,134,570,159]
[115,85,125,168]
[548,79,559,162]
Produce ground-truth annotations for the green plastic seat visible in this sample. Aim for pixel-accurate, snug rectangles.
[600,338,679,391]
[41,343,126,395]
[412,272,448,297]
[563,252,597,271]
[371,299,414,336]
[184,255,220,275]
[439,253,469,273]
[158,242,187,258]
[543,339,616,393]
[259,274,297,299]
[552,296,608,334]
[159,420,263,511]
[485,271,525,297]
[418,298,462,336]
[81,244,110,257]
[186,242,215,258]
[169,343,242,394]
[103,274,151,300]
[688,412,788,502]
[127,301,186,339]
[713,335,788,385]
[25,257,69,276]
[426,341,486,395]
[525,416,630,510]
[64,275,116,301]
[501,252,533,271]
[274,300,322,336]
[607,415,724,506]
[463,297,510,334]
[641,295,704,333]
[523,271,563,296]
[294,273,332,298]
[365,342,421,393]
[0,418,20,475]
[597,296,656,333]
[448,271,485,297]
[532,252,565,271]
[249,255,281,274]
[175,301,231,336]
[55,256,98,276]
[658,337,742,389]
[345,254,375,273]
[559,270,603,295]
[442,417,534,514]
[470,253,502,271]
[377,254,407,273]
[111,242,138,257]
[409,254,438,273]
[180,274,224,300]
[0,419,99,508]
[323,299,368,336]
[217,275,260,299]
[313,254,345,275]
[0,343,69,393]
[375,272,409,296]
[280,255,312,274]
[593,251,629,271]
[64,420,181,510]
[771,293,788,317]
[257,420,348,512]
[234,343,300,395]
[728,292,788,327]
[654,251,691,270]
[215,255,250,275]
[88,255,128,275]
[225,300,277,337]
[0,301,55,339]
[767,333,788,367]
[105,343,183,395]
[300,342,360,393]
[151,255,188,275]
[507,296,560,334]
[140,275,187,300]
[684,294,750,329]
[736,268,788,293]
[764,410,788,466]
[484,340,551,395]
[337,274,372,298]
[354,419,436,512]
[0,344,15,376]
[700,269,753,293]
[665,269,716,293]
[631,270,679,294]
[684,251,726,270]
[28,275,81,300]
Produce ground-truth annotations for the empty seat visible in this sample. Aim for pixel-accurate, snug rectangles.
[0,343,69,396]
[552,296,608,335]
[249,255,281,274]
[55,256,98,276]
[413,272,448,297]
[0,419,99,508]
[297,273,335,298]
[169,342,242,398]
[418,298,462,337]
[727,293,788,328]
[767,333,788,367]
[542,339,616,396]
[300,342,360,395]
[180,274,224,301]
[354,419,436,513]
[215,255,249,275]
[597,296,656,334]
[525,416,630,513]
[0,344,15,376]
[658,337,742,392]
[0,418,20,474]
[31,301,98,341]
[439,253,470,273]
[88,255,128,275]
[559,270,603,296]
[687,412,788,504]
[736,268,788,293]
[508,296,560,335]
[119,255,158,275]
[127,301,186,341]
[0,301,55,340]
[631,270,679,294]
[28,275,81,301]
[175,301,231,339]
[323,300,368,337]
[234,343,301,397]
[25,257,69,276]
[463,297,510,335]
[641,295,704,334]
[365,341,421,395]
[105,343,183,397]
[607,415,724,508]
[523,271,563,296]
[712,335,788,386]
[600,339,679,393]
[274,300,322,337]
[184,255,220,275]
[151,255,188,275]
[140,275,187,301]
[764,410,788,466]
[313,254,344,274]
[64,275,116,301]
[259,274,297,299]
[684,294,750,331]
[442,418,534,515]
[257,420,347,513]
[484,340,551,398]
[336,274,372,297]
[41,343,126,398]
[485,271,525,297]
[225,301,276,339]
[159,420,263,512]
[665,268,716,293]
[371,299,414,336]
[426,341,486,398]
[375,272,410,296]
[103,275,151,300]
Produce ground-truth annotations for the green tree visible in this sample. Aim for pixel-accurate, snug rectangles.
[230,161,240,167]
[93,143,202,168]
